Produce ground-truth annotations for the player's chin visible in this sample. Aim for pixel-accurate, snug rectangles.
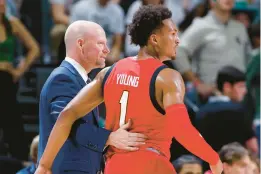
[170,53,177,60]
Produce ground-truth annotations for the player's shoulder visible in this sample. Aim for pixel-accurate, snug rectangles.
[96,65,115,82]
[157,68,185,89]
[158,68,183,81]
[98,58,129,80]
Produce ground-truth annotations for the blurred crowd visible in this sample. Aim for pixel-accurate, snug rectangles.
[0,0,260,173]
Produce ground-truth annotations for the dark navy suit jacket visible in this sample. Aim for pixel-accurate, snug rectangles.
[38,60,111,174]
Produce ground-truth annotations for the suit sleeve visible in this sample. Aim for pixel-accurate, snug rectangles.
[48,74,111,152]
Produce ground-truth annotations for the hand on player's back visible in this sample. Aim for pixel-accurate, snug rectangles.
[107,119,148,151]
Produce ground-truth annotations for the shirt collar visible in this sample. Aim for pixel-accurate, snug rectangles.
[208,95,231,103]
[65,57,88,83]
[207,10,231,26]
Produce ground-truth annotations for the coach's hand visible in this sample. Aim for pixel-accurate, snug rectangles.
[106,119,148,151]
[34,164,52,174]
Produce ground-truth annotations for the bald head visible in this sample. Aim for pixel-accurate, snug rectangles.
[63,20,109,70]
[64,20,104,50]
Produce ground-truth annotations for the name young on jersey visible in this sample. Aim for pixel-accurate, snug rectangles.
[116,74,139,87]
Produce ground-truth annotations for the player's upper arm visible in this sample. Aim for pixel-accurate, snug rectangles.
[158,68,186,109]
[65,67,111,119]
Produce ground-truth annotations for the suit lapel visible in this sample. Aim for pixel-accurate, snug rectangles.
[60,60,100,124]
[60,60,86,88]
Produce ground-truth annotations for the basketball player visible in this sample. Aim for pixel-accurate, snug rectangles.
[35,5,223,174]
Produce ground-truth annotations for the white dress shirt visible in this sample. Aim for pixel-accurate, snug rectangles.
[65,57,88,83]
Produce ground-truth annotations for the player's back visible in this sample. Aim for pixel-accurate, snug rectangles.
[103,57,173,160]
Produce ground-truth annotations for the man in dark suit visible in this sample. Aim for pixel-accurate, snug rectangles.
[37,20,147,174]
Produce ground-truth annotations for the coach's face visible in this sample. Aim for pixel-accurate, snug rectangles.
[82,27,110,68]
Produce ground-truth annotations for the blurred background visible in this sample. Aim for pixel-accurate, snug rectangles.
[0,0,260,173]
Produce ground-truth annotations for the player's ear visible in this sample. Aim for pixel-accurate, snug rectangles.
[149,34,158,46]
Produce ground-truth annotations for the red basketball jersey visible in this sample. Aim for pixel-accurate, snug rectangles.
[103,57,173,159]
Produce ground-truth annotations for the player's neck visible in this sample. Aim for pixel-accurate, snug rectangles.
[137,46,169,62]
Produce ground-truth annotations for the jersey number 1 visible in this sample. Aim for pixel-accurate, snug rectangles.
[119,91,129,126]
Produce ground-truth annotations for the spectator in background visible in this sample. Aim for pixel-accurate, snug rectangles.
[179,0,210,34]
[245,23,260,151]
[5,0,19,17]
[124,0,187,57]
[245,44,260,153]
[232,1,258,29]
[172,155,203,174]
[174,0,252,99]
[0,0,39,160]
[196,66,259,155]
[219,142,254,174]
[16,135,39,174]
[70,0,124,65]
[248,154,260,174]
[49,0,79,58]
[248,22,260,56]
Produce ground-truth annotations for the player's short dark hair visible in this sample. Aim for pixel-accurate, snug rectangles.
[219,142,249,165]
[128,5,172,47]
[216,66,245,92]
[172,155,202,173]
